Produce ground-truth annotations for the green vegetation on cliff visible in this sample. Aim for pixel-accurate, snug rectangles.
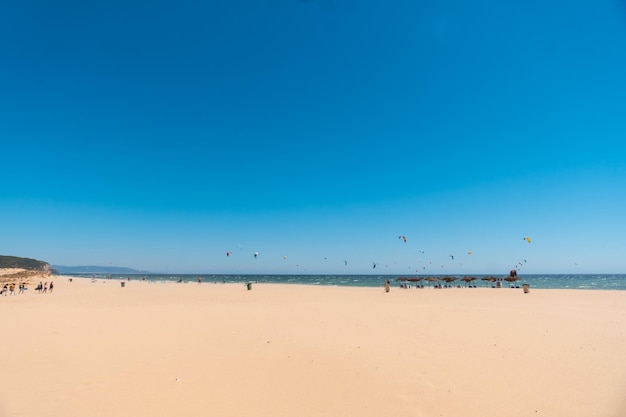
[0,255,51,271]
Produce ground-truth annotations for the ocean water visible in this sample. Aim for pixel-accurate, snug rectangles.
[66,274,626,290]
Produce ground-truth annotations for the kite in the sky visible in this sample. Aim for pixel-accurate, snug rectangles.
[399,235,407,243]
[283,255,287,260]
[254,251,259,259]
[343,260,348,266]
[226,251,232,257]
[449,255,454,260]
[523,237,531,243]
[372,262,377,269]
[467,250,472,255]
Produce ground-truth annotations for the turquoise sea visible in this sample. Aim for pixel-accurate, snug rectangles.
[66,274,626,290]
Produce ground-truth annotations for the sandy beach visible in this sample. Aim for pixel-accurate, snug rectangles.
[1,277,626,417]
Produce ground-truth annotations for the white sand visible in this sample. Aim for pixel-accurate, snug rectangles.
[1,276,626,417]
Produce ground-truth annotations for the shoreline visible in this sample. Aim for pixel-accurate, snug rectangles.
[2,276,626,417]
[56,273,626,291]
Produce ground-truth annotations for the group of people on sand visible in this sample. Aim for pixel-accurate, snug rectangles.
[1,281,56,296]
[35,281,53,293]
[1,282,29,296]
[1,280,58,296]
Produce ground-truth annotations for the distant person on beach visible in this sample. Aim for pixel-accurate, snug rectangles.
[1,284,7,296]
[49,281,54,292]
[43,282,48,293]
[384,279,391,292]
[9,283,16,295]
[197,276,202,285]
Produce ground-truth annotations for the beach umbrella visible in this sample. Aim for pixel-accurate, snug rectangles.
[396,277,408,288]
[407,277,424,288]
[482,276,497,287]
[504,275,520,287]
[442,276,457,287]
[461,276,476,287]
[425,276,440,288]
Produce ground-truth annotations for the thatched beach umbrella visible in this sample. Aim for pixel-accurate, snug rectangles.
[396,277,408,288]
[407,277,424,288]
[461,276,476,287]
[396,277,409,284]
[442,276,457,287]
[425,276,439,288]
[482,276,497,287]
[503,269,520,287]
[504,275,520,287]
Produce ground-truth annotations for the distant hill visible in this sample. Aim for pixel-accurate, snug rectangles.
[52,265,146,274]
[0,255,51,271]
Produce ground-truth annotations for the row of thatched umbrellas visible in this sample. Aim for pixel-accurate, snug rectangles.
[396,275,521,287]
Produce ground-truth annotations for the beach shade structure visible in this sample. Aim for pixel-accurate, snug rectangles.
[407,277,424,288]
[482,276,497,287]
[504,275,520,287]
[425,276,440,288]
[461,276,477,287]
[442,276,457,287]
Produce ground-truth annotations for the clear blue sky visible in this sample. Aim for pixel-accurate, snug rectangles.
[2,0,626,274]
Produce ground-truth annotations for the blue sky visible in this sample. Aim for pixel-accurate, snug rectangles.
[2,0,626,274]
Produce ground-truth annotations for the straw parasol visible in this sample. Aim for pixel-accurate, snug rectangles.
[482,276,497,287]
[442,276,457,287]
[504,275,520,287]
[461,276,477,287]
[503,269,520,287]
[425,276,440,287]
[407,277,424,288]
